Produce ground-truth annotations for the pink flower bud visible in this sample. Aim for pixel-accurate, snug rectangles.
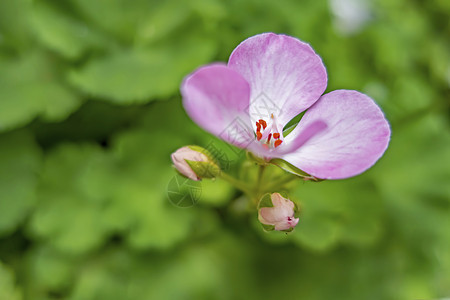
[171,146,210,181]
[258,193,299,231]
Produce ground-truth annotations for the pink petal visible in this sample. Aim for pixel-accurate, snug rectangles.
[181,64,254,148]
[258,193,296,225]
[228,33,327,127]
[281,90,391,179]
[259,206,285,224]
[274,217,299,231]
[270,193,295,215]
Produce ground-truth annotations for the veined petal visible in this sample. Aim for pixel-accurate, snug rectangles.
[281,90,391,179]
[181,64,254,148]
[228,33,327,127]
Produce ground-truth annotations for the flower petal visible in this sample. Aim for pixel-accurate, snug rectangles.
[274,217,299,231]
[281,90,391,179]
[181,64,254,148]
[259,206,285,224]
[228,33,327,127]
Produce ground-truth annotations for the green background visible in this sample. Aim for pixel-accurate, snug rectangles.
[0,0,449,299]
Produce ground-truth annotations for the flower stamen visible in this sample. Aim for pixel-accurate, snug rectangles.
[256,131,263,141]
[254,116,284,149]
[274,140,283,148]
[258,119,267,129]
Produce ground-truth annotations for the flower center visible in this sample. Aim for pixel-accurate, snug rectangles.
[255,114,283,149]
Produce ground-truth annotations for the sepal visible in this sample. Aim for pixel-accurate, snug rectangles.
[185,160,220,179]
[270,158,323,181]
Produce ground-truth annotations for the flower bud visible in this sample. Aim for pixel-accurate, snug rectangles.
[258,193,299,232]
[171,146,220,181]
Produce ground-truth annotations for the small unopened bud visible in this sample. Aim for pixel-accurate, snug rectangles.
[258,193,299,232]
[171,146,220,181]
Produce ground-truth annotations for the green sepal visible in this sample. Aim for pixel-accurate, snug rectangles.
[261,223,276,232]
[185,160,220,179]
[257,193,273,209]
[246,151,268,165]
[293,200,301,218]
[258,193,275,231]
[281,227,294,233]
[282,122,298,137]
[270,158,323,182]
[278,191,290,200]
[186,145,217,164]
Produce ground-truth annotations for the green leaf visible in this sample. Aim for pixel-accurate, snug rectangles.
[70,0,155,43]
[111,180,197,250]
[0,52,81,132]
[29,144,115,255]
[135,1,192,44]
[109,128,199,250]
[26,246,75,291]
[30,2,108,59]
[68,35,216,104]
[0,131,41,236]
[370,114,450,247]
[0,0,33,51]
[69,240,232,300]
[0,261,22,300]
[292,178,384,250]
[189,0,227,21]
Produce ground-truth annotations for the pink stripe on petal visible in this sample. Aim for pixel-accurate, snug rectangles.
[181,64,254,148]
[281,90,391,179]
[228,33,327,127]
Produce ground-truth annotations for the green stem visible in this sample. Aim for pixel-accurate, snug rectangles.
[264,174,298,192]
[256,164,266,191]
[219,172,252,195]
[249,164,267,205]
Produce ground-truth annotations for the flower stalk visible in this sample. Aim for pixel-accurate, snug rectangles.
[218,171,253,195]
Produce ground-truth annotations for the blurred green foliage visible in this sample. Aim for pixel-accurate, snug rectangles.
[0,0,449,299]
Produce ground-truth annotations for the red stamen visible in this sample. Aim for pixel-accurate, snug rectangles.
[267,133,272,143]
[273,133,280,139]
[259,119,267,129]
[256,131,263,141]
[274,140,283,148]
[256,122,261,131]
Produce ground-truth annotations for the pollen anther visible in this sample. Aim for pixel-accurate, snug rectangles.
[258,119,267,130]
[255,117,282,148]
[256,131,263,141]
[274,140,283,148]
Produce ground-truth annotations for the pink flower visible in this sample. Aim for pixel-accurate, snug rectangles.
[171,146,209,181]
[258,193,299,231]
[181,33,390,179]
